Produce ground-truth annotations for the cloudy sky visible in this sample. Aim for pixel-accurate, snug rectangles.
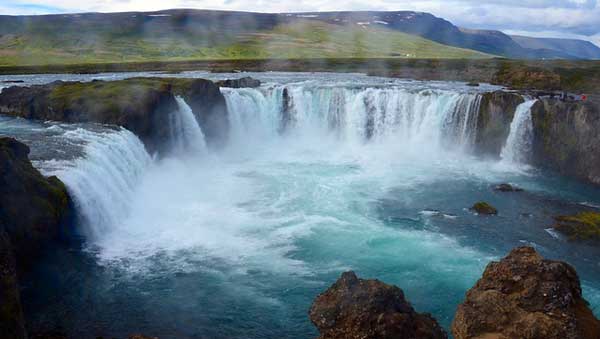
[1,0,599,46]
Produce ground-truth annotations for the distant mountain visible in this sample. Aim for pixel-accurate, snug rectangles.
[0,9,597,66]
[289,11,597,59]
[510,35,600,60]
[0,10,490,66]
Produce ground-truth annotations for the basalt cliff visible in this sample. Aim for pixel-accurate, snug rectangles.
[0,137,72,339]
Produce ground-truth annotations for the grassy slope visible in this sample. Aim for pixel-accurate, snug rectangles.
[0,20,491,66]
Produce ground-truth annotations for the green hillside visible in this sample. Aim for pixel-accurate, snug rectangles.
[0,19,492,66]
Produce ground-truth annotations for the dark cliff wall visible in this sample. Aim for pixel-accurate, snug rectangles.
[474,91,524,157]
[0,137,73,339]
[174,79,228,148]
[531,99,600,185]
[0,77,229,153]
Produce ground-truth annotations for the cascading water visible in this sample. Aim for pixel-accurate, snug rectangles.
[223,85,483,153]
[500,99,537,164]
[46,128,152,239]
[168,96,208,155]
[10,73,600,339]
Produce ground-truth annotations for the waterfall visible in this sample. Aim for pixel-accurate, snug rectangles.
[168,96,208,155]
[49,128,152,239]
[223,85,482,152]
[500,99,537,164]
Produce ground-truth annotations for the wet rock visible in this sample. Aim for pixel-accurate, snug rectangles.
[530,98,600,186]
[553,211,600,241]
[0,227,26,339]
[466,82,479,87]
[494,183,524,192]
[176,78,228,148]
[0,77,228,153]
[309,271,447,339]
[0,137,72,339]
[474,91,525,157]
[471,202,498,215]
[452,246,600,339]
[216,76,261,88]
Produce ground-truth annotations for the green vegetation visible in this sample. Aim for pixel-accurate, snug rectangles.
[554,212,600,241]
[0,20,491,67]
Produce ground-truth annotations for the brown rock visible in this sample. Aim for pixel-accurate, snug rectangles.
[471,202,498,215]
[452,246,600,339]
[309,271,447,339]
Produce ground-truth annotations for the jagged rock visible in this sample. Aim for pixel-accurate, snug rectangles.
[530,98,600,185]
[474,91,525,157]
[0,137,72,339]
[216,76,261,88]
[494,183,524,192]
[452,247,600,339]
[471,202,498,215]
[309,271,447,339]
[553,211,600,241]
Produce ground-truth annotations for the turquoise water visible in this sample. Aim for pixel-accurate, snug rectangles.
[1,72,598,338]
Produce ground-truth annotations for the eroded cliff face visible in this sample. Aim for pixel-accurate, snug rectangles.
[0,137,73,339]
[0,78,229,153]
[473,91,524,157]
[530,99,600,185]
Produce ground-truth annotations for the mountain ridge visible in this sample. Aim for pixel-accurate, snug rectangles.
[0,8,598,66]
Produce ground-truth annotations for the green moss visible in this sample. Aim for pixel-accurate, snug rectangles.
[471,202,498,215]
[554,212,600,241]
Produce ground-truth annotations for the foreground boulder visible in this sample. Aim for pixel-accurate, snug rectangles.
[309,271,447,339]
[0,137,72,339]
[0,77,228,153]
[553,211,600,241]
[452,247,600,339]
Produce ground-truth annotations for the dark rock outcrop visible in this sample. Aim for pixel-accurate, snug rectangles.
[494,183,524,192]
[452,247,600,339]
[474,91,525,157]
[553,211,600,241]
[174,78,228,148]
[0,226,26,339]
[0,137,72,339]
[0,77,228,153]
[471,202,498,215]
[309,271,447,339]
[216,77,261,88]
[530,98,600,185]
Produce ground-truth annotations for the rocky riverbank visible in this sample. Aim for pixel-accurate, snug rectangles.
[0,78,228,154]
[0,137,72,339]
[312,247,600,339]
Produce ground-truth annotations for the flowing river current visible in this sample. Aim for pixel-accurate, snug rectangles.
[1,72,600,338]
